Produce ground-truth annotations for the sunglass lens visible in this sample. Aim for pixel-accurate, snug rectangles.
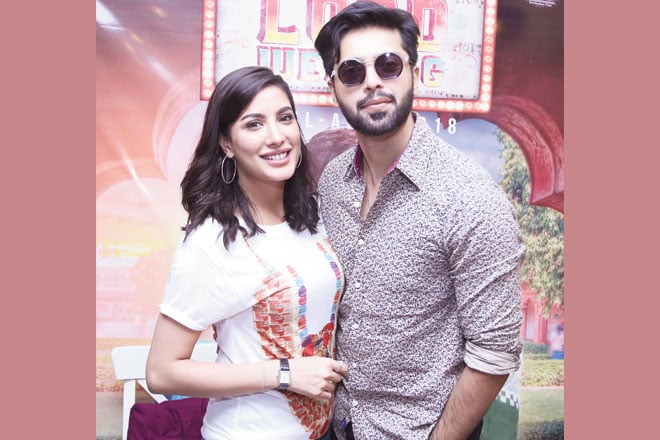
[375,53,404,79]
[338,60,365,86]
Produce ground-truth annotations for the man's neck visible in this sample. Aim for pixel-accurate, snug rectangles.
[356,114,415,220]
[357,114,415,184]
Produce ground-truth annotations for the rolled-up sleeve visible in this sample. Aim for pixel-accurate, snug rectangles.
[448,182,525,366]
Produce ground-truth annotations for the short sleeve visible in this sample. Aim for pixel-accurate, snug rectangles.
[159,231,253,331]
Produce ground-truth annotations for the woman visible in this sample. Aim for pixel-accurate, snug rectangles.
[146,66,347,440]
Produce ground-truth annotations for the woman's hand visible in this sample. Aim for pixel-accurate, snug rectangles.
[286,357,348,400]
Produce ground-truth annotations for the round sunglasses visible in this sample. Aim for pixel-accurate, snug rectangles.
[331,52,412,87]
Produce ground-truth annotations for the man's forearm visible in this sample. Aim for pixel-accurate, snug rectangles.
[429,366,508,440]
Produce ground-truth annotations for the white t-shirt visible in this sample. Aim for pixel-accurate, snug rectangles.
[160,217,344,439]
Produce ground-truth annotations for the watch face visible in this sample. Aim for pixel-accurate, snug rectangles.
[276,358,290,390]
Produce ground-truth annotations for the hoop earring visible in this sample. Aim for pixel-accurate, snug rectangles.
[296,151,303,169]
[221,155,237,184]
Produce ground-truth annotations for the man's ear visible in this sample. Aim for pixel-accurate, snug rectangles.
[412,64,420,95]
[327,78,338,106]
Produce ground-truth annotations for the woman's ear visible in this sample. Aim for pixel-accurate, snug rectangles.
[219,137,233,158]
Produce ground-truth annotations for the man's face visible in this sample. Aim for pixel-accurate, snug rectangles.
[328,26,418,137]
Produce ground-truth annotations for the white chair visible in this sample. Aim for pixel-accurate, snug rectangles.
[111,342,217,440]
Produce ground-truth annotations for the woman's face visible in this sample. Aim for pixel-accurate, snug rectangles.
[222,85,301,190]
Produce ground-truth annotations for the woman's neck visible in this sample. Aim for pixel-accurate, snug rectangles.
[240,181,286,225]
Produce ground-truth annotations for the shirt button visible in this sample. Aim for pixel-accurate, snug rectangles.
[352,201,360,209]
[351,323,359,330]
[351,399,358,407]
[357,239,365,246]
[354,281,361,289]
[351,362,358,368]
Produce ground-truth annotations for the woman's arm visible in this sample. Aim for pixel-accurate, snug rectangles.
[146,313,347,399]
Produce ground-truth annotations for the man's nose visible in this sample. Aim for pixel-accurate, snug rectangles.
[362,64,384,90]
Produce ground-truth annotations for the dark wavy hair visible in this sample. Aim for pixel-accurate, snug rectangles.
[314,1,420,78]
[180,66,319,248]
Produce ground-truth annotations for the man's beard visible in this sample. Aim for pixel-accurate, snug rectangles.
[336,87,414,137]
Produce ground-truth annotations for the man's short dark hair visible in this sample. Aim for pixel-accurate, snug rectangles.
[314,1,420,78]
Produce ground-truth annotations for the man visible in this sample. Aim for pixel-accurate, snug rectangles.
[313,2,525,439]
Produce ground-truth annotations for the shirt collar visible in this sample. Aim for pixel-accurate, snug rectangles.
[352,146,405,179]
[347,113,427,190]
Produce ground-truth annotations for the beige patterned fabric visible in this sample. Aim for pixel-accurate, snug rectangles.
[318,114,525,440]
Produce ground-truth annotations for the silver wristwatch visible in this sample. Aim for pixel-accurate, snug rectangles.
[276,358,290,390]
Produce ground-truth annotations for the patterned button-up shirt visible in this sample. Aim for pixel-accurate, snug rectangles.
[318,115,525,440]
